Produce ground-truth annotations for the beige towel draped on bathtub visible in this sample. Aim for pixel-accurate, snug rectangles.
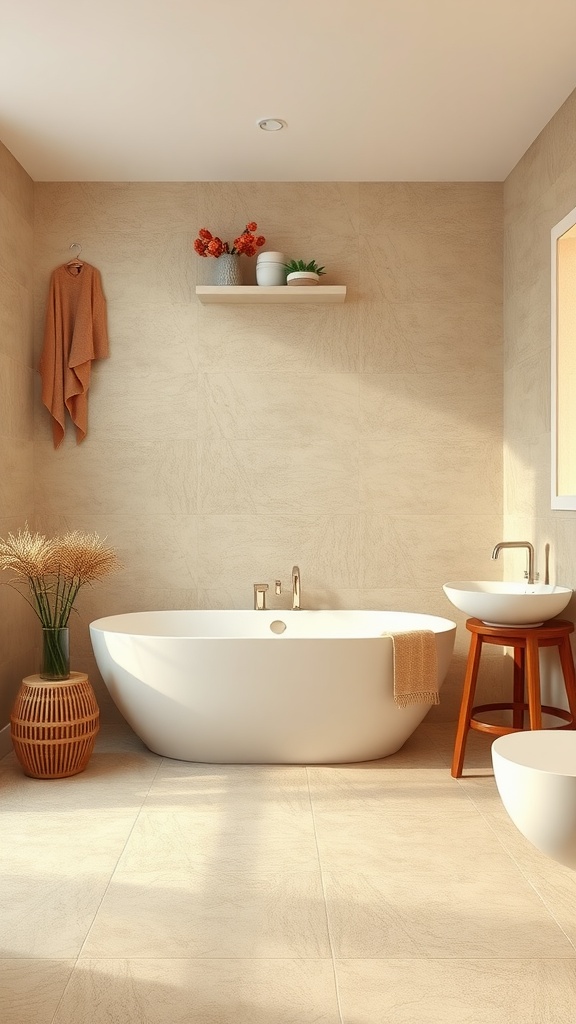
[386,629,439,708]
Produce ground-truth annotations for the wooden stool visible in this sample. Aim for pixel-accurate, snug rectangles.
[451,618,576,778]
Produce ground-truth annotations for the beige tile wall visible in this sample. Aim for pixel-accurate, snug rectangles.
[504,88,576,608]
[31,181,503,723]
[0,142,35,727]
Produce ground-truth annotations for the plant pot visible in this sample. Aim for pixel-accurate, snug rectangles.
[286,271,320,286]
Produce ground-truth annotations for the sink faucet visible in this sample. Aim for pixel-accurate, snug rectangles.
[292,565,301,610]
[491,541,537,585]
[253,583,269,610]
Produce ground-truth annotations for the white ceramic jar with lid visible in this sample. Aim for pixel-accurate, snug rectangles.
[256,251,286,286]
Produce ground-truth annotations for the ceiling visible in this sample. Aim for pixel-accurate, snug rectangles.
[2,0,576,182]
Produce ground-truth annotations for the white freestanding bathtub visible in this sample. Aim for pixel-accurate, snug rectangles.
[89,609,456,764]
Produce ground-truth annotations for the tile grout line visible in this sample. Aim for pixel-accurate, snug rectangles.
[305,765,345,1024]
[48,752,166,1024]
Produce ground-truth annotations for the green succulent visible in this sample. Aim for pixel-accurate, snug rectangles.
[284,259,326,276]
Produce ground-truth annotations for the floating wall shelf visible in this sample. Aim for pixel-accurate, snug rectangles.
[196,285,346,304]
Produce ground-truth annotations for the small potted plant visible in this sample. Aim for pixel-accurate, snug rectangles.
[284,259,326,287]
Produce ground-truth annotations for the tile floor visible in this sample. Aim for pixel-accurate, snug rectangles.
[1,721,576,1023]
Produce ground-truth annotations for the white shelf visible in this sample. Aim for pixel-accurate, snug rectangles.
[196,285,346,305]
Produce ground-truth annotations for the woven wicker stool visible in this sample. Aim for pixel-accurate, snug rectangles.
[451,618,576,778]
[10,672,100,779]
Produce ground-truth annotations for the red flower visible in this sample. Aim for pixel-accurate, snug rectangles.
[194,221,265,258]
[207,238,224,257]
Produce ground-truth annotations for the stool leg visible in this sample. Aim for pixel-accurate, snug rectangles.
[558,636,576,726]
[451,632,483,778]
[525,635,542,730]
[513,647,525,730]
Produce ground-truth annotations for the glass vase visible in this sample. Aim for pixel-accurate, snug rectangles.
[41,627,70,681]
[214,254,242,286]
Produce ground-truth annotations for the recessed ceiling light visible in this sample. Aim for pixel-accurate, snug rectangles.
[257,118,286,132]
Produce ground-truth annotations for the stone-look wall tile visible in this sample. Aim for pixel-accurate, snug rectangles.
[360,182,503,238]
[198,303,360,373]
[34,182,198,235]
[197,588,363,611]
[503,353,550,439]
[88,370,198,440]
[0,267,34,365]
[200,372,358,443]
[198,439,360,515]
[504,434,550,518]
[197,181,360,238]
[30,180,503,724]
[35,511,198,592]
[35,228,196,308]
[359,514,504,590]
[505,87,576,224]
[504,86,576,639]
[34,437,197,516]
[0,523,39,724]
[0,142,35,729]
[362,230,501,305]
[0,141,33,222]
[359,371,502,443]
[197,515,362,591]
[504,203,553,310]
[548,162,576,228]
[0,355,35,440]
[358,299,502,374]
[502,292,547,371]
[360,438,501,515]
[0,194,33,288]
[0,437,34,517]
[105,304,198,375]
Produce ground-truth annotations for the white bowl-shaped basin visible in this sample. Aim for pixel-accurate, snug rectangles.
[443,581,572,627]
[492,731,576,868]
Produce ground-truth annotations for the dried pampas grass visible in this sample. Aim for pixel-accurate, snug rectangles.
[0,524,121,627]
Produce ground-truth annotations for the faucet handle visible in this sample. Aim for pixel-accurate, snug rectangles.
[253,583,269,611]
[275,580,282,595]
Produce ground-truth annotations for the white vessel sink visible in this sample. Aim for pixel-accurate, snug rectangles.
[443,581,572,627]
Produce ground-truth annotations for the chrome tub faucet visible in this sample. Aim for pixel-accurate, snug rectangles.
[491,541,537,585]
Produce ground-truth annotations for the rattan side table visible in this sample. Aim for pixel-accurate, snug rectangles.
[10,672,100,779]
